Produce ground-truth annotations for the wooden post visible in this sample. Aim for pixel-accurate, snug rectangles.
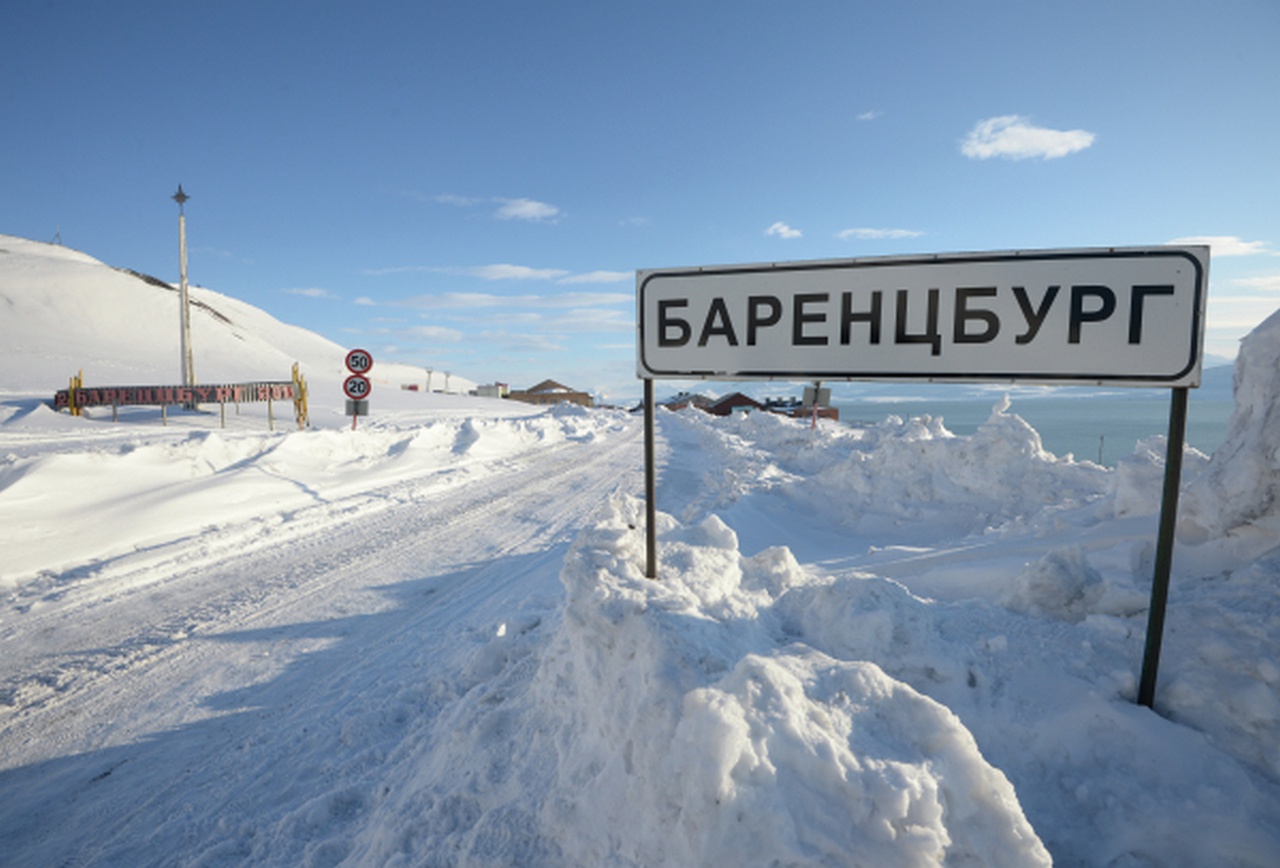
[292,363,309,429]
[68,370,83,417]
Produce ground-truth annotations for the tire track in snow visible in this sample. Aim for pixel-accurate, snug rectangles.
[0,417,642,756]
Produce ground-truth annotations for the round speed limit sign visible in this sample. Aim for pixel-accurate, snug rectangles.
[343,374,372,400]
[345,348,374,374]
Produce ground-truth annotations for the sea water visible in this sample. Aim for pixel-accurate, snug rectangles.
[833,393,1234,467]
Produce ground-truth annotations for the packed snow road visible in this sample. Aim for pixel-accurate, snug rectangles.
[0,404,643,866]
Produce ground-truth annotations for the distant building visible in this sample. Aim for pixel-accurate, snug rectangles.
[507,379,594,407]
[661,391,714,411]
[642,389,838,421]
[706,392,765,416]
[475,383,509,399]
[779,404,840,422]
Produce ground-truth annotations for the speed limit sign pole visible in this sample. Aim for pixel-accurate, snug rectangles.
[344,349,373,429]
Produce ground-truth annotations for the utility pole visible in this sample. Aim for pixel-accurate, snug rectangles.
[173,185,196,401]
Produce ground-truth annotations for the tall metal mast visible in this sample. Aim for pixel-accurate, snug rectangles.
[173,185,196,394]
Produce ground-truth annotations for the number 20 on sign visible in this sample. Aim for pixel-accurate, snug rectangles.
[343,375,371,400]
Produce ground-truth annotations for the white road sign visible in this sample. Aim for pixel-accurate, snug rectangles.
[638,247,1208,387]
[345,348,374,374]
[343,374,372,400]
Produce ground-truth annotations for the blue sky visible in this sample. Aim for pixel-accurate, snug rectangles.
[4,0,1278,401]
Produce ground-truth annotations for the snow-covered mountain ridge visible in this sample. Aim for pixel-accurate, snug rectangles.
[0,233,470,395]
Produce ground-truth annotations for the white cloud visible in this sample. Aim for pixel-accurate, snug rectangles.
[961,115,1096,160]
[1167,236,1273,257]
[1233,275,1280,292]
[400,290,631,310]
[401,292,506,309]
[765,221,802,239]
[465,264,570,281]
[856,110,882,122]
[192,245,246,262]
[494,198,560,222]
[368,264,625,284]
[537,292,632,308]
[434,193,562,222]
[404,325,465,342]
[354,296,377,306]
[479,330,565,352]
[557,270,631,284]
[435,193,484,207]
[1205,294,1280,330]
[361,265,433,276]
[837,227,924,241]
[284,287,337,299]
[542,308,633,331]
[466,310,542,325]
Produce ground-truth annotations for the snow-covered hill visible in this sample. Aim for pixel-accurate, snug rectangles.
[2,233,1279,865]
[0,234,473,396]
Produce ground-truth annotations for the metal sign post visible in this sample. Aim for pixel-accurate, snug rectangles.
[644,378,657,579]
[344,376,371,429]
[803,382,830,430]
[1138,387,1190,708]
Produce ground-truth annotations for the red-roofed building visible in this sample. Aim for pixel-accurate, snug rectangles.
[705,392,765,416]
[507,379,594,408]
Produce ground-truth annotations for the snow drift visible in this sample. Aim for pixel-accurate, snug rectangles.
[1182,307,1280,539]
[536,497,1050,866]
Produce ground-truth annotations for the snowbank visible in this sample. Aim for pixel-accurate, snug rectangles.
[532,496,1050,866]
[503,385,1280,866]
[1182,307,1280,539]
[0,410,602,587]
[798,397,1107,539]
